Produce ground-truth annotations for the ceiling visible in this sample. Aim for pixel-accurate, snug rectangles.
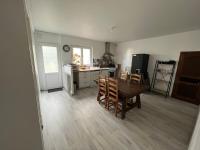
[28,0,200,42]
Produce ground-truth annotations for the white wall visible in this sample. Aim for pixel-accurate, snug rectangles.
[34,30,106,64]
[116,29,200,93]
[189,107,200,150]
[0,1,43,150]
[34,31,116,90]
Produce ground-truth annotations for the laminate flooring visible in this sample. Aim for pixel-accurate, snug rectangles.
[40,88,198,150]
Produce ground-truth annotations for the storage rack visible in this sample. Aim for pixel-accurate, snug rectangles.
[151,60,176,97]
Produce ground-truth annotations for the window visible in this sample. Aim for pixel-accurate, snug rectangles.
[42,46,59,73]
[83,48,91,65]
[72,47,81,65]
[72,47,91,65]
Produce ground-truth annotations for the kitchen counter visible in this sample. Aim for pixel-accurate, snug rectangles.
[63,65,110,93]
[78,67,109,88]
[78,67,109,72]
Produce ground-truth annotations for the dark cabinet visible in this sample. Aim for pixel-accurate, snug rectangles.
[172,51,200,105]
[131,54,149,79]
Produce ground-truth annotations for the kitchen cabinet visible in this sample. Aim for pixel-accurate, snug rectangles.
[90,71,100,87]
[78,69,109,89]
[101,70,109,76]
[79,72,91,88]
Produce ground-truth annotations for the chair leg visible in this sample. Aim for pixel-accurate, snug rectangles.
[115,103,118,117]
[105,96,107,108]
[136,95,141,108]
[99,96,101,104]
[107,100,110,110]
[130,98,133,104]
[98,94,103,104]
[97,94,100,101]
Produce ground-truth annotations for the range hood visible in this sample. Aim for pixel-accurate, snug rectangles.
[99,42,114,67]
[104,42,114,56]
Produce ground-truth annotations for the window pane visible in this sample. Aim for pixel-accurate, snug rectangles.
[83,48,91,65]
[42,46,59,73]
[73,47,81,65]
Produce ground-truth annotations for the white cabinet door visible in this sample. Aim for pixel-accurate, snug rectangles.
[79,81,90,88]
[79,72,90,81]
[90,71,100,87]
[79,70,108,88]
[101,70,109,76]
[79,72,90,88]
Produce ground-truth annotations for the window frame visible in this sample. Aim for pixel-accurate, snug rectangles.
[72,46,93,66]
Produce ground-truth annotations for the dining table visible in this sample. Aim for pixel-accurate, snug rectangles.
[117,79,145,119]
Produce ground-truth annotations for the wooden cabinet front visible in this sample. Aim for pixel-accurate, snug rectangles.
[172,51,200,105]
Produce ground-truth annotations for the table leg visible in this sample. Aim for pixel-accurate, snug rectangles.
[121,97,126,119]
[136,95,141,108]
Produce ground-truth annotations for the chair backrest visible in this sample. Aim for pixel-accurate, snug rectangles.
[120,71,128,80]
[98,76,107,96]
[108,78,118,102]
[130,74,141,83]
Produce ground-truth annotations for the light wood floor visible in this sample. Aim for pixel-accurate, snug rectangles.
[40,88,198,150]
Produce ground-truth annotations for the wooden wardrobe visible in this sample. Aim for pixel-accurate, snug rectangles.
[172,51,200,105]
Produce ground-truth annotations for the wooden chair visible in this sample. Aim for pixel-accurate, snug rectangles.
[97,76,107,107]
[120,71,128,80]
[107,78,122,117]
[128,74,142,104]
[115,64,121,78]
[130,74,142,84]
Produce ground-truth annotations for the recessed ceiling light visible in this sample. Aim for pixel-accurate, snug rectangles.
[110,26,117,32]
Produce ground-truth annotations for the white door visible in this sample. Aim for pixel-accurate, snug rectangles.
[41,44,62,90]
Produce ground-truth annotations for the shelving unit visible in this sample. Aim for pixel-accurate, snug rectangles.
[151,60,176,97]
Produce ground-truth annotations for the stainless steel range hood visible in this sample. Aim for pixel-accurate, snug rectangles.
[104,42,113,56]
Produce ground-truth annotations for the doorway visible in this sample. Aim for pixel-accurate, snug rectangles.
[39,43,62,90]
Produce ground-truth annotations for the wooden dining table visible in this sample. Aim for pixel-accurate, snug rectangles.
[117,79,145,119]
[95,77,145,119]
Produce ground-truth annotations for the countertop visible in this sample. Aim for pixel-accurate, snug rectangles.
[78,67,109,72]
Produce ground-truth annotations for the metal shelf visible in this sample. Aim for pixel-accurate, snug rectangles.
[151,60,176,97]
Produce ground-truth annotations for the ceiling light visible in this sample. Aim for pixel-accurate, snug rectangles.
[110,26,117,32]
